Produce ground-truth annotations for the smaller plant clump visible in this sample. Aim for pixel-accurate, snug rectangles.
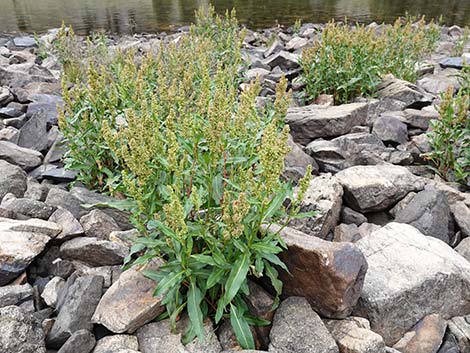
[300,17,440,104]
[427,86,470,185]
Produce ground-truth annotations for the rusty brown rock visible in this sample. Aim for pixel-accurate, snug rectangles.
[266,224,367,318]
[92,261,165,333]
[392,313,446,353]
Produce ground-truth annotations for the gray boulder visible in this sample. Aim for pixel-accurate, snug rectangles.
[0,159,27,200]
[80,209,121,240]
[417,69,460,95]
[372,115,408,145]
[336,165,425,212]
[0,140,42,170]
[0,283,33,308]
[92,335,139,353]
[354,222,470,345]
[17,110,48,152]
[289,173,343,239]
[57,329,96,353]
[451,202,470,237]
[0,305,46,353]
[286,103,368,145]
[269,297,339,353]
[377,76,434,109]
[1,194,56,220]
[47,275,103,348]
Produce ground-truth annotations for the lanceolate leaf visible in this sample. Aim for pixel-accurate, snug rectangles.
[224,253,250,306]
[230,303,255,349]
[187,278,205,342]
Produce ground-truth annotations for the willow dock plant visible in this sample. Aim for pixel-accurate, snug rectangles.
[58,7,313,349]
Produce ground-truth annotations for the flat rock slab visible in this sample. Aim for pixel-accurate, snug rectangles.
[267,224,367,318]
[286,102,368,145]
[354,223,470,345]
[0,140,42,170]
[336,164,425,212]
[440,57,465,69]
[92,263,165,333]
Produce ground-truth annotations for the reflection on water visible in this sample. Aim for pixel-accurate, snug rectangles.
[1,0,470,34]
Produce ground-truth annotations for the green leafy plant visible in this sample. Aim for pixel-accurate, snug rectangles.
[452,27,470,56]
[300,17,440,104]
[427,87,470,185]
[59,7,313,348]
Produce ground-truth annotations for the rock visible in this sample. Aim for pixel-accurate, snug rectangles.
[392,313,446,353]
[0,216,61,236]
[70,187,133,230]
[0,140,42,170]
[109,229,139,247]
[25,178,49,201]
[41,276,65,308]
[284,134,318,182]
[92,262,164,333]
[333,224,363,243]
[455,237,470,262]
[45,188,82,219]
[0,227,54,285]
[306,138,361,174]
[341,207,367,226]
[0,283,33,308]
[1,195,56,220]
[402,108,439,130]
[437,331,460,353]
[17,110,48,152]
[417,69,460,95]
[372,116,408,145]
[0,86,13,106]
[246,68,271,81]
[266,224,367,318]
[440,57,465,69]
[0,159,27,200]
[0,305,46,353]
[394,187,452,243]
[263,51,299,70]
[451,202,470,237]
[377,76,434,109]
[49,207,84,241]
[336,165,425,212]
[41,167,77,183]
[263,39,284,58]
[286,103,368,145]
[74,263,121,289]
[81,209,121,240]
[268,297,339,353]
[325,318,386,353]
[60,237,129,267]
[447,316,470,353]
[50,260,75,279]
[57,329,96,353]
[354,222,470,345]
[0,126,20,143]
[137,317,221,353]
[289,173,343,239]
[47,275,104,348]
[13,36,37,47]
[93,334,139,353]
[286,36,308,51]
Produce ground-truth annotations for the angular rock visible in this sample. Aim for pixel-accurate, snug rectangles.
[41,276,65,308]
[286,103,368,144]
[93,334,139,353]
[440,57,465,69]
[60,237,129,267]
[394,186,452,243]
[306,139,360,173]
[289,173,343,239]
[377,76,434,109]
[284,134,318,182]
[0,283,33,308]
[92,263,164,333]
[13,36,37,47]
[269,297,339,353]
[24,178,50,201]
[354,222,470,345]
[372,116,408,145]
[333,224,363,243]
[1,195,56,220]
[0,216,61,236]
[0,159,27,200]
[325,318,386,353]
[451,202,470,237]
[57,329,96,353]
[41,167,77,183]
[266,224,367,318]
[455,237,470,262]
[47,275,104,348]
[417,69,460,95]
[246,281,275,349]
[81,209,121,240]
[45,187,83,219]
[402,108,439,130]
[0,305,46,353]
[447,316,470,353]
[263,51,299,70]
[17,110,48,152]
[336,165,425,212]
[49,207,84,241]
[341,207,367,226]
[0,140,42,170]
[392,313,446,353]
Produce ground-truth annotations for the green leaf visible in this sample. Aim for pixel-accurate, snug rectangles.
[191,254,217,266]
[187,278,205,342]
[153,271,185,298]
[264,261,283,296]
[230,303,255,349]
[81,199,136,212]
[262,190,287,222]
[289,211,319,219]
[207,267,225,289]
[223,253,250,306]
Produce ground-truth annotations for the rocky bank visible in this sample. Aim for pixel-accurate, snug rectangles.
[0,22,469,353]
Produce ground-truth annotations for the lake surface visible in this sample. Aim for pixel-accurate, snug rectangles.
[1,0,470,34]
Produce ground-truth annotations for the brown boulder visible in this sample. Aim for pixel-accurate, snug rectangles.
[266,224,367,318]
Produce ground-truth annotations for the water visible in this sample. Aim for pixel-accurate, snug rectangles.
[1,0,470,35]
